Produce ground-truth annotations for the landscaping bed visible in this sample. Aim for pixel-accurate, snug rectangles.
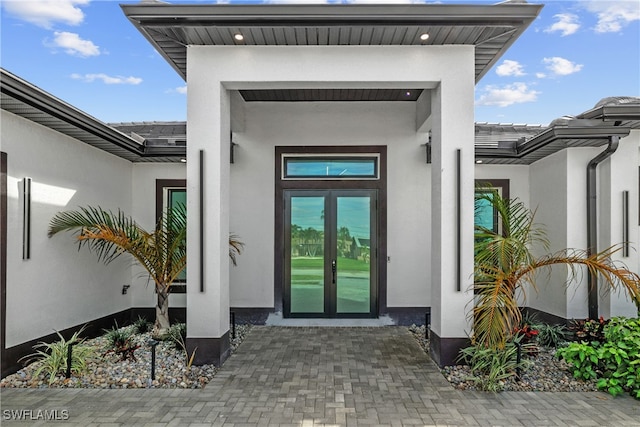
[408,324,599,393]
[0,324,251,389]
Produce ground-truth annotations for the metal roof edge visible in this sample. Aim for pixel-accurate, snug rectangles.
[577,104,640,121]
[475,124,632,163]
[121,3,543,22]
[518,125,631,156]
[0,68,144,157]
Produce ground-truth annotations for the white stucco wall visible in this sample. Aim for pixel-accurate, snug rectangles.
[131,163,187,309]
[2,110,133,347]
[528,149,571,319]
[528,132,640,320]
[229,101,431,309]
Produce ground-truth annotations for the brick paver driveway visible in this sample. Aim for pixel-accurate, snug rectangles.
[1,326,638,426]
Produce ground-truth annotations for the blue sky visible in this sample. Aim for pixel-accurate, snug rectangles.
[1,0,638,125]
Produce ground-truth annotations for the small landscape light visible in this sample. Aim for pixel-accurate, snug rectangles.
[148,339,159,382]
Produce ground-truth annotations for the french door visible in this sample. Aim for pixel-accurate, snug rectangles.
[284,189,377,318]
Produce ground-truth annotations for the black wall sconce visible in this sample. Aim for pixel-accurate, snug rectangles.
[423,131,432,164]
[230,141,238,164]
[422,142,431,164]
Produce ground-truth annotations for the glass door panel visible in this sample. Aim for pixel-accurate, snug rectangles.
[285,190,376,317]
[336,196,371,313]
[289,196,325,314]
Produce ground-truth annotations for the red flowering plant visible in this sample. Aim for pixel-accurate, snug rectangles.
[512,324,539,355]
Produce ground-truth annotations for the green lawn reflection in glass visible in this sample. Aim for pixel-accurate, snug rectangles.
[336,197,370,313]
[290,197,325,313]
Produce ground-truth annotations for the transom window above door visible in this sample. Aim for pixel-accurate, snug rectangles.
[282,155,379,180]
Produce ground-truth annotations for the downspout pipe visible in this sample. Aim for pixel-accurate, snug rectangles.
[586,134,620,320]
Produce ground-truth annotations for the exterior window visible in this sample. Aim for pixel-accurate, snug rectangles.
[156,179,186,291]
[475,189,499,234]
[167,188,186,282]
[475,179,509,235]
[283,156,378,179]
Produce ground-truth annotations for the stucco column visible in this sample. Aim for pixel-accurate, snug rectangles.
[186,56,232,366]
[429,78,475,367]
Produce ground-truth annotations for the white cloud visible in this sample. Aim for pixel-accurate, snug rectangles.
[1,0,89,29]
[50,31,99,57]
[496,60,526,77]
[71,73,142,85]
[166,86,188,94]
[542,57,583,76]
[584,1,640,33]
[535,72,547,79]
[476,83,540,107]
[544,13,580,36]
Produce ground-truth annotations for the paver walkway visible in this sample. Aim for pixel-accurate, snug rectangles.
[1,326,638,426]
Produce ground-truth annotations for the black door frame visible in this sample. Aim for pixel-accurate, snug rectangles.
[274,146,387,317]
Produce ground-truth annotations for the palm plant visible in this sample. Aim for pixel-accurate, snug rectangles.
[48,204,243,338]
[472,191,640,350]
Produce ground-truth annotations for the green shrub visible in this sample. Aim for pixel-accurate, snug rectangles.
[102,322,139,361]
[164,322,196,368]
[103,322,131,349]
[519,312,542,330]
[557,316,640,399]
[458,339,533,392]
[536,323,568,348]
[132,316,152,334]
[166,323,187,349]
[556,341,600,380]
[19,327,94,385]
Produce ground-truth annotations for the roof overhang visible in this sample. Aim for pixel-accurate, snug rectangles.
[121,2,543,83]
[0,68,185,163]
[476,123,634,165]
[577,105,640,127]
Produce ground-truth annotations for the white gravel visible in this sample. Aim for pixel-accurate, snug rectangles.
[0,324,251,389]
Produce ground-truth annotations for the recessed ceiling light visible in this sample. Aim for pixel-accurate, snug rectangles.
[475,160,483,164]
[234,33,244,41]
[420,33,429,41]
[180,158,187,163]
[405,91,412,97]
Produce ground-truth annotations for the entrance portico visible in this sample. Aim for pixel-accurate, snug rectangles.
[123,2,542,367]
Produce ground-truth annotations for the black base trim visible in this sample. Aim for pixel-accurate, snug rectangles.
[429,332,470,368]
[186,333,230,367]
[230,308,272,325]
[385,307,430,326]
[130,307,186,325]
[522,307,573,327]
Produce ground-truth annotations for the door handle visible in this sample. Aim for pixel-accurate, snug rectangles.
[331,259,337,284]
